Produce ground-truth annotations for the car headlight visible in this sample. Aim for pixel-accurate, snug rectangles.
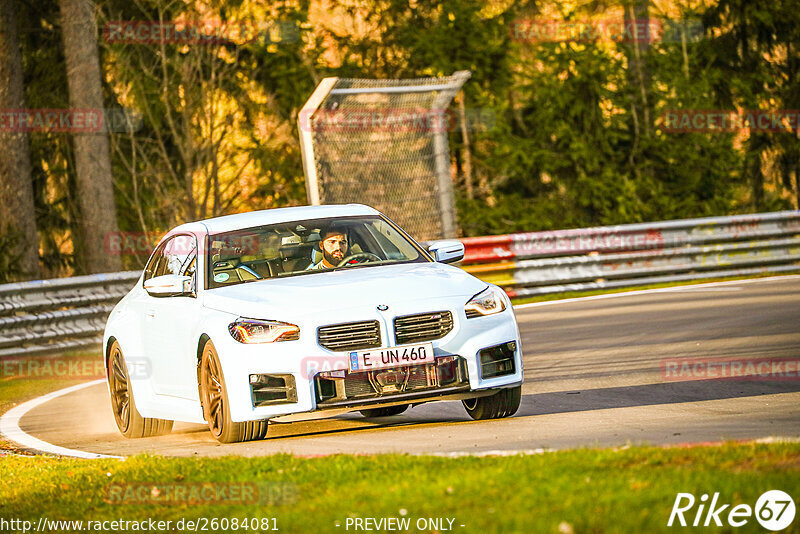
[228,318,300,343]
[465,287,507,318]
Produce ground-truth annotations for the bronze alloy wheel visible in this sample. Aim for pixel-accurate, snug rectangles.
[106,340,173,438]
[201,345,225,437]
[108,342,131,432]
[199,340,268,443]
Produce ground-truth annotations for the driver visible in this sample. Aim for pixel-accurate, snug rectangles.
[307,225,349,270]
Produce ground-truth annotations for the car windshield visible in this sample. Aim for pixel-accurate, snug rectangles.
[205,215,429,289]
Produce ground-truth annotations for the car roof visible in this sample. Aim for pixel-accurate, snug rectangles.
[170,204,381,235]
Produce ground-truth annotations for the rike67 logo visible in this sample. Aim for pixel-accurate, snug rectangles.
[668,490,795,530]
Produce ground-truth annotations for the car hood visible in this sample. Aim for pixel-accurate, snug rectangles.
[201,262,486,318]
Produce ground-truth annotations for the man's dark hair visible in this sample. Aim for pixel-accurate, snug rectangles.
[319,223,348,241]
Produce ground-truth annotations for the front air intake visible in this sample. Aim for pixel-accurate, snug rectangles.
[318,320,381,351]
[394,311,453,344]
[478,342,516,379]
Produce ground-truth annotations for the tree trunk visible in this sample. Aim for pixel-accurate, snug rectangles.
[0,0,40,279]
[622,0,653,212]
[457,93,474,200]
[748,147,764,210]
[795,164,800,211]
[624,0,651,139]
[58,0,121,273]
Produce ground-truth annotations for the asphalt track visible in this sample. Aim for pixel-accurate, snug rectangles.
[10,276,800,457]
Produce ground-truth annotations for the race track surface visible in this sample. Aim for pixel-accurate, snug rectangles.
[15,277,800,457]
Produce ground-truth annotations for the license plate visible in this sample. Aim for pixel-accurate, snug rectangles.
[348,342,434,372]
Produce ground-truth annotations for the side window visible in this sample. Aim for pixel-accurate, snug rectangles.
[183,255,197,278]
[368,220,417,260]
[143,234,198,284]
[144,241,169,282]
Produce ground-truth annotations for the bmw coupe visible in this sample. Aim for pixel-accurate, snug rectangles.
[104,204,523,443]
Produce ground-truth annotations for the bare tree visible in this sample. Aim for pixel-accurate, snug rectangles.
[59,0,121,273]
[101,0,258,229]
[0,0,40,280]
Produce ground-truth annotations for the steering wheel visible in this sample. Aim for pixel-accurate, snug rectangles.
[336,252,382,267]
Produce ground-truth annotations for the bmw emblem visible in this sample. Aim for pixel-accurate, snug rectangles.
[377,304,389,311]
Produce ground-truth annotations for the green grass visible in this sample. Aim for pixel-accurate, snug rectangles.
[510,271,797,305]
[0,444,798,533]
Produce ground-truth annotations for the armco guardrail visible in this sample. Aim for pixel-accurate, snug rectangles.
[460,211,800,298]
[0,211,798,359]
[0,271,140,358]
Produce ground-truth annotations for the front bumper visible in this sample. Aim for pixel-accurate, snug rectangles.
[314,355,471,408]
[211,299,523,423]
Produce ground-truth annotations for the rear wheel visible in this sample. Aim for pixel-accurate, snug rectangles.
[107,341,173,438]
[359,405,408,418]
[462,386,521,420]
[199,340,268,443]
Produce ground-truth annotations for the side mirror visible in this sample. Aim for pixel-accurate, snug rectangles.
[144,274,193,297]
[428,240,465,264]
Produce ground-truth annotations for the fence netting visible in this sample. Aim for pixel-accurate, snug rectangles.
[301,72,470,241]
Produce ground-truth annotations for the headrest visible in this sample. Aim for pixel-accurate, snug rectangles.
[212,247,242,265]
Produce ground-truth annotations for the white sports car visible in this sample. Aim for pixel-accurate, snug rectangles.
[104,204,523,443]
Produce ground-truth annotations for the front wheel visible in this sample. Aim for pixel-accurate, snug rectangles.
[107,341,173,438]
[199,340,268,443]
[360,405,408,418]
[462,386,521,420]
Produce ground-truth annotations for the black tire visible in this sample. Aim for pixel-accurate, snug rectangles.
[359,404,409,418]
[199,340,268,443]
[107,341,173,438]
[462,386,521,420]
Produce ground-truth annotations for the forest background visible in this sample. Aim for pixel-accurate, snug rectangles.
[1,0,798,281]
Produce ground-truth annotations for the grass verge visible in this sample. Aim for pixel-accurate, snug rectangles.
[1,443,798,533]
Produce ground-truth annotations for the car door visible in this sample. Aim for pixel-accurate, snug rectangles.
[142,234,202,400]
